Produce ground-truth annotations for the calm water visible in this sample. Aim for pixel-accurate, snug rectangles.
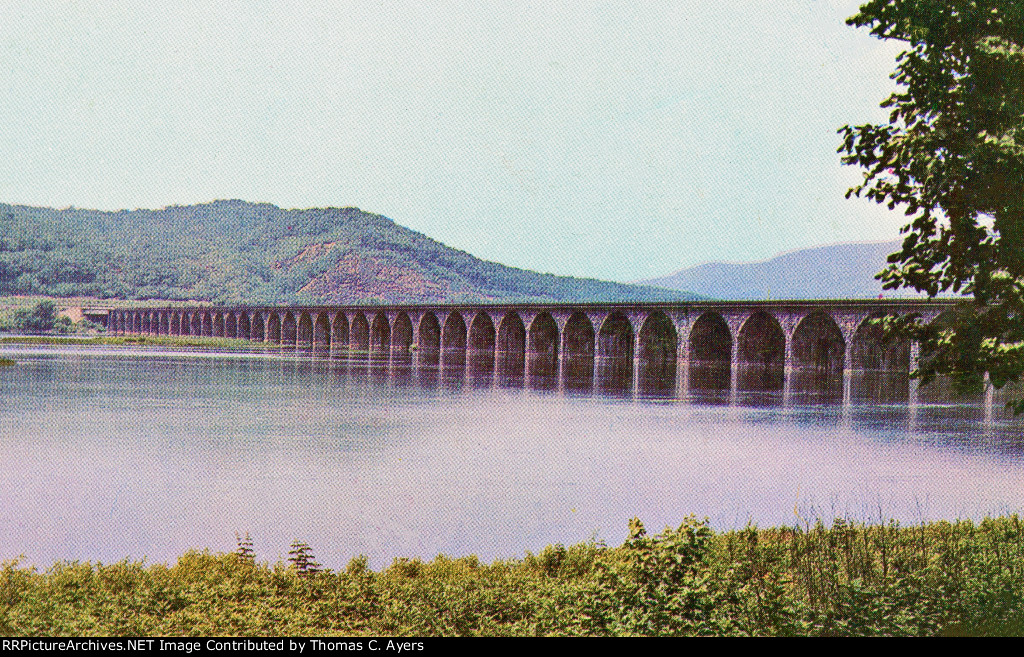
[2,344,1023,570]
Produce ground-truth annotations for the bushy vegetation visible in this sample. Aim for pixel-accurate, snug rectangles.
[3,516,1024,636]
[0,300,102,335]
[0,201,696,305]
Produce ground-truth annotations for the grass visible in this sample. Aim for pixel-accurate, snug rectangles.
[3,515,1024,636]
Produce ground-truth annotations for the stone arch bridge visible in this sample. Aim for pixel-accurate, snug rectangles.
[108,299,954,400]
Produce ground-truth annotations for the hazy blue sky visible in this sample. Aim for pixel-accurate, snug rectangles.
[0,1,905,282]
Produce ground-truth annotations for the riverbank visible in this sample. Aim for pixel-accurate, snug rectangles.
[0,334,268,351]
[2,516,1022,636]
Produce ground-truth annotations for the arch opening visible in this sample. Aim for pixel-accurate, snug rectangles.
[370,312,391,360]
[597,312,634,391]
[213,313,224,338]
[350,313,370,354]
[225,313,237,339]
[527,312,559,384]
[267,313,281,344]
[563,312,595,390]
[441,311,467,371]
[250,313,264,342]
[239,312,251,341]
[792,311,845,371]
[850,314,911,403]
[737,311,785,392]
[332,313,349,357]
[313,312,331,355]
[496,312,526,384]
[468,312,496,378]
[418,312,441,368]
[282,312,297,349]
[392,313,414,366]
[297,312,313,352]
[638,311,678,395]
[790,310,845,400]
[688,312,732,391]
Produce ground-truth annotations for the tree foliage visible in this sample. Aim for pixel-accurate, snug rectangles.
[838,0,1024,409]
[12,300,57,333]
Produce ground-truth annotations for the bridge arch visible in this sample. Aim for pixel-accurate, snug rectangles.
[850,314,909,371]
[297,311,313,350]
[141,312,150,334]
[737,311,785,391]
[563,312,595,388]
[351,312,370,352]
[638,311,677,393]
[267,312,281,344]
[225,313,237,339]
[370,312,391,358]
[466,311,495,380]
[213,313,225,338]
[332,312,349,354]
[792,310,845,371]
[418,312,441,367]
[281,311,296,348]
[313,312,330,353]
[441,311,467,371]
[392,312,414,359]
[468,311,496,354]
[496,311,526,379]
[203,311,213,337]
[597,312,634,391]
[190,312,202,336]
[688,311,732,391]
[849,313,911,402]
[238,312,250,340]
[250,312,264,342]
[528,312,559,380]
[441,311,467,352]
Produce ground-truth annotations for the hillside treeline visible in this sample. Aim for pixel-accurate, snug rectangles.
[0,201,692,304]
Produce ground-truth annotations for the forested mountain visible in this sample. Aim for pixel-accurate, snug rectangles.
[0,200,697,304]
[638,241,929,300]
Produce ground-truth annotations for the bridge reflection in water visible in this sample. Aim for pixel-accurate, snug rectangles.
[108,299,1005,407]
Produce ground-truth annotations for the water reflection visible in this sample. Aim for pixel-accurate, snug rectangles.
[788,369,844,404]
[849,371,909,404]
[736,363,784,393]
[2,344,1023,573]
[688,362,731,392]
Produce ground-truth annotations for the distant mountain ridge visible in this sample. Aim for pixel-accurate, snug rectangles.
[637,240,927,300]
[0,200,699,304]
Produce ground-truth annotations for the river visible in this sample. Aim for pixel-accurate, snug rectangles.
[1,344,1022,570]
